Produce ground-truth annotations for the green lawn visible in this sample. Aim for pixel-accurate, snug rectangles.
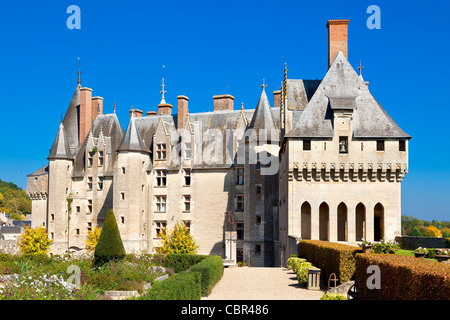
[395,249,415,257]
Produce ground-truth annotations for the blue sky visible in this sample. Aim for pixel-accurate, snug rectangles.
[0,0,449,221]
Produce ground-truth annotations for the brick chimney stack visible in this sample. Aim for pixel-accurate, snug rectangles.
[213,94,234,111]
[326,19,349,68]
[273,90,281,108]
[92,96,103,121]
[177,95,189,131]
[79,87,93,144]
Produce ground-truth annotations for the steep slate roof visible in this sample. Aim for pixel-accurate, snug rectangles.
[286,79,321,111]
[73,113,124,177]
[117,114,150,153]
[27,165,49,177]
[62,84,81,155]
[285,51,410,139]
[48,122,73,160]
[249,87,276,131]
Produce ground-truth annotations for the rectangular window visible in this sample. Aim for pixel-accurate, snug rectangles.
[156,144,167,160]
[339,136,348,154]
[256,215,262,225]
[98,151,104,166]
[184,169,191,186]
[156,195,167,212]
[236,195,244,212]
[98,176,104,190]
[183,195,191,212]
[87,199,92,214]
[155,221,167,238]
[183,221,191,232]
[76,206,80,213]
[51,214,55,222]
[120,216,125,224]
[255,244,261,255]
[236,168,244,185]
[156,170,167,187]
[377,140,385,151]
[121,192,125,200]
[76,228,80,236]
[399,140,406,152]
[87,176,93,191]
[256,185,262,195]
[87,222,92,231]
[184,143,191,159]
[236,222,244,240]
[88,152,94,167]
[303,140,311,151]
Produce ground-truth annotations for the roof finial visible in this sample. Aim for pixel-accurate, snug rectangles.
[77,57,81,85]
[260,78,267,90]
[283,63,288,96]
[357,61,364,76]
[113,101,117,114]
[241,102,244,110]
[61,113,63,123]
[160,65,167,105]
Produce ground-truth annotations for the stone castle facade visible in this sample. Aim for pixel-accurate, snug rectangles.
[27,20,410,267]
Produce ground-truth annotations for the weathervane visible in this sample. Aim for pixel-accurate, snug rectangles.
[261,78,267,90]
[77,57,81,85]
[160,65,167,104]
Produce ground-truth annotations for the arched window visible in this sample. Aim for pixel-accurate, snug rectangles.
[356,203,366,241]
[337,202,348,242]
[374,203,384,241]
[319,202,329,241]
[301,202,311,240]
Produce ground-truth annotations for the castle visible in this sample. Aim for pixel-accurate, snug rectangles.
[26,20,410,267]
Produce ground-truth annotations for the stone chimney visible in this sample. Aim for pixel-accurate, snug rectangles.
[326,19,349,68]
[79,87,93,144]
[147,111,157,117]
[213,94,234,111]
[273,90,281,108]
[177,95,189,131]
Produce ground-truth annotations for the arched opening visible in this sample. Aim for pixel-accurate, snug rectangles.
[337,202,348,241]
[355,203,366,241]
[374,203,384,241]
[319,202,329,241]
[301,201,311,240]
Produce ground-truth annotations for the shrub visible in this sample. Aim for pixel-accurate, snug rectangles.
[298,240,359,284]
[296,261,313,287]
[18,227,53,254]
[371,239,400,254]
[155,222,199,255]
[140,271,202,300]
[93,209,126,267]
[190,255,224,296]
[355,253,450,299]
[320,293,347,300]
[286,257,307,273]
[162,254,208,273]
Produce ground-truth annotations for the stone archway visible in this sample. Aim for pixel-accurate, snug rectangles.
[301,201,311,240]
[337,202,348,242]
[374,203,384,241]
[319,202,329,241]
[355,203,366,241]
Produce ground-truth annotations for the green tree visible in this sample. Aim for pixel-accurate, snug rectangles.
[93,209,125,266]
[409,226,422,237]
[155,222,199,255]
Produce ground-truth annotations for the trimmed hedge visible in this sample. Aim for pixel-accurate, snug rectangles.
[162,254,208,273]
[140,271,202,300]
[298,240,359,284]
[190,255,224,296]
[356,253,450,300]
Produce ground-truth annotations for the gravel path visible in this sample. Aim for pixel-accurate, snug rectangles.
[202,267,325,300]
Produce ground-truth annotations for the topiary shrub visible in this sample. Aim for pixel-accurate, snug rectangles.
[162,254,208,273]
[93,209,126,267]
[140,271,202,300]
[287,257,307,273]
[296,261,313,287]
[190,255,224,296]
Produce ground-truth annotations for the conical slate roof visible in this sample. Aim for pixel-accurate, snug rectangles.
[62,83,81,154]
[48,122,73,160]
[117,113,150,153]
[285,51,410,139]
[249,86,276,131]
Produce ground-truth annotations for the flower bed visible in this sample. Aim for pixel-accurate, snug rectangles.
[355,253,450,299]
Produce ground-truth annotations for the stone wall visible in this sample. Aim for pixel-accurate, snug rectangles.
[394,236,448,250]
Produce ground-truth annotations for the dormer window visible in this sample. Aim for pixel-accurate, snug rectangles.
[339,137,348,154]
[87,152,94,167]
[98,151,104,166]
[156,144,166,160]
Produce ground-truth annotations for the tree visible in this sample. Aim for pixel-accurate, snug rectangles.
[85,226,102,252]
[427,225,441,238]
[155,222,199,255]
[93,210,125,266]
[18,226,53,254]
